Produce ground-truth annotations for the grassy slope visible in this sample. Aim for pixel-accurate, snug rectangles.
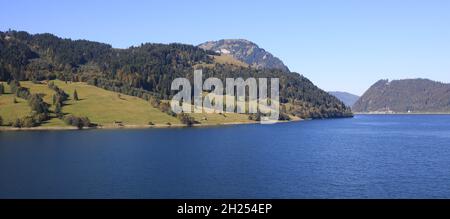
[0,83,30,124]
[54,80,183,125]
[19,81,63,127]
[29,80,181,126]
[213,54,249,67]
[194,54,249,69]
[191,112,253,125]
[1,80,252,127]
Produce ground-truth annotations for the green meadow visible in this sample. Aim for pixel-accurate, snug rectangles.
[0,80,255,128]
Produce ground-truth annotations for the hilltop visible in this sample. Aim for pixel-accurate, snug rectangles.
[198,39,290,72]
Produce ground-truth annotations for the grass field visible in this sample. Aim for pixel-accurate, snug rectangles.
[50,80,180,126]
[0,82,30,124]
[1,80,253,128]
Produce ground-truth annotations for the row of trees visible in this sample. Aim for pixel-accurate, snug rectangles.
[5,80,50,127]
[48,82,88,128]
[63,115,91,129]
[10,111,48,128]
[0,78,90,128]
[48,81,69,118]
[248,112,291,122]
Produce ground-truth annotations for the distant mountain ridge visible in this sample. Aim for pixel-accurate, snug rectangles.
[328,91,359,107]
[353,78,450,113]
[198,39,290,72]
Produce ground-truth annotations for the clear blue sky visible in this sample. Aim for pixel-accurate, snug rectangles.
[1,0,449,95]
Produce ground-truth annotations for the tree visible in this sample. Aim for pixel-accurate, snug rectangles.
[8,80,20,93]
[0,115,3,126]
[12,118,22,128]
[149,96,160,108]
[80,117,91,128]
[63,115,91,129]
[15,87,30,99]
[52,94,57,105]
[30,111,48,124]
[49,83,68,105]
[21,117,36,128]
[55,102,63,118]
[28,94,49,114]
[73,89,79,101]
[248,112,261,121]
[0,83,4,95]
[177,113,196,126]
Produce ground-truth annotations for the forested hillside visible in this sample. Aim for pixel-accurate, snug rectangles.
[0,30,352,119]
[353,79,450,113]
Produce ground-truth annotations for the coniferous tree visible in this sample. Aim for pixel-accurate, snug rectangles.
[73,89,79,101]
[28,94,49,114]
[12,118,22,128]
[63,115,90,129]
[0,83,4,95]
[55,102,63,118]
[52,94,57,105]
[21,116,36,127]
[8,80,20,94]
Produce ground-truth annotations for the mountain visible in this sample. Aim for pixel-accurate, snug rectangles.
[353,78,450,113]
[198,39,290,72]
[0,30,352,119]
[328,91,359,107]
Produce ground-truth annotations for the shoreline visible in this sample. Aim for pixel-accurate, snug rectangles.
[0,118,302,131]
[355,112,450,115]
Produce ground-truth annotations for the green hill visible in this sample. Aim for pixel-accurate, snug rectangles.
[0,80,257,128]
[0,84,30,124]
[0,30,352,120]
[353,78,450,113]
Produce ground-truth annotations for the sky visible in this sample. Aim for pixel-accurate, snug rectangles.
[1,0,449,95]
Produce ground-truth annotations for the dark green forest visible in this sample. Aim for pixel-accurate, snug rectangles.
[0,30,352,119]
[353,79,450,113]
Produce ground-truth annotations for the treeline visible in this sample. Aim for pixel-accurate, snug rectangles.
[353,79,450,113]
[48,81,68,117]
[0,30,352,119]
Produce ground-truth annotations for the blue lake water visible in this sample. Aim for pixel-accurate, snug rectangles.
[1,115,450,198]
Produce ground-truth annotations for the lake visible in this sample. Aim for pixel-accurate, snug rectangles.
[1,115,450,198]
